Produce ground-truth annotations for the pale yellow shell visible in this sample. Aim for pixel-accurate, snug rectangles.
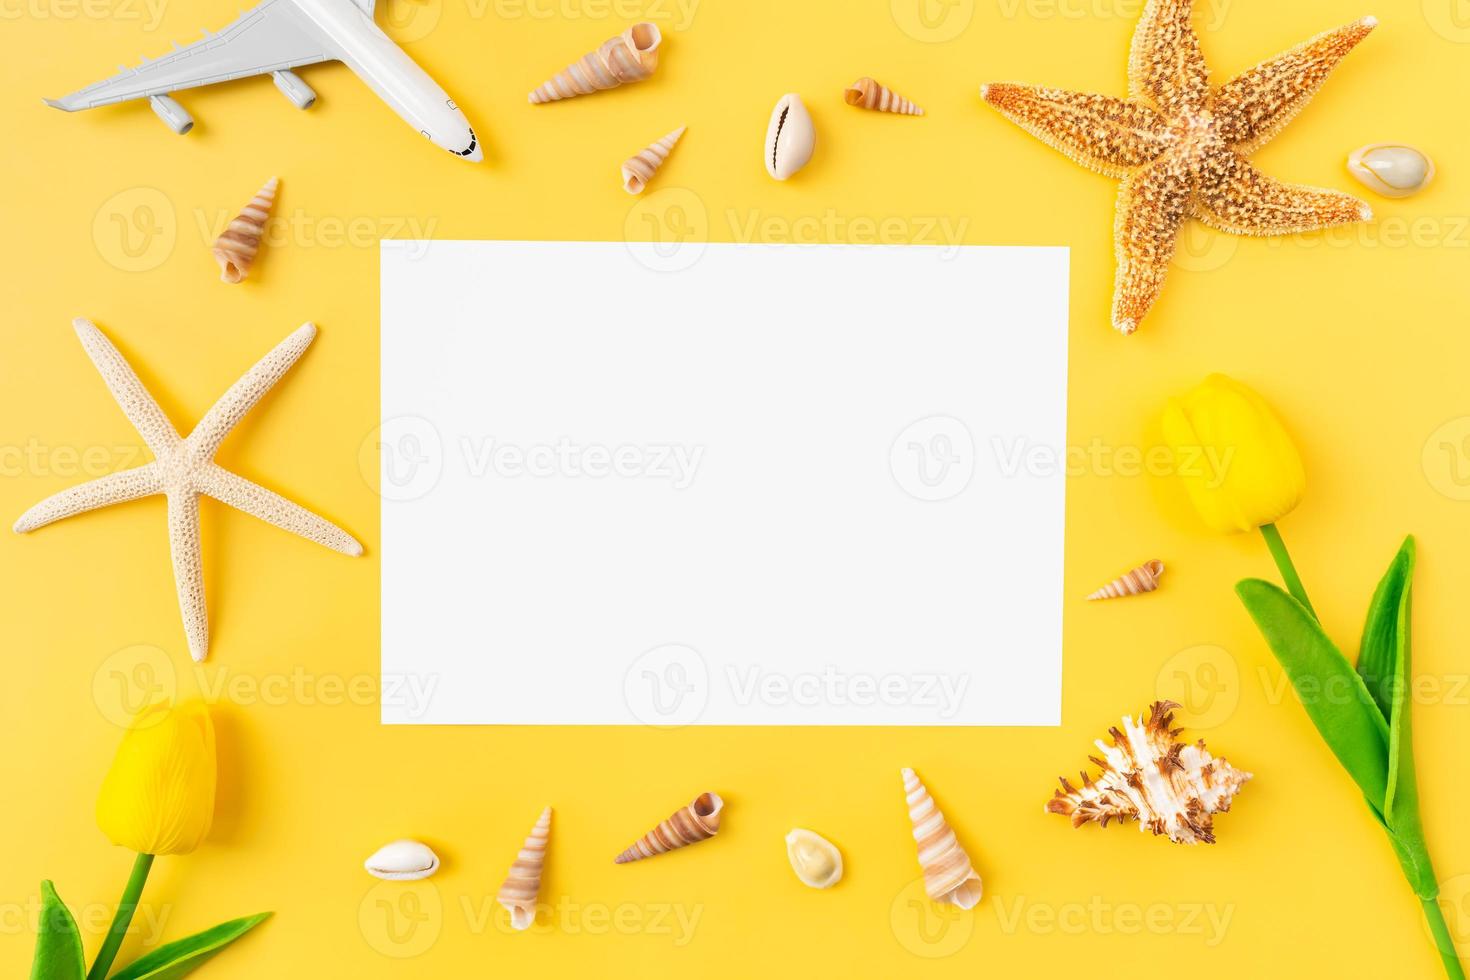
[614,791,723,864]
[212,176,277,284]
[785,828,843,888]
[528,22,662,104]
[844,77,924,116]
[498,807,551,931]
[1346,143,1435,199]
[902,768,981,909]
[1046,701,1252,845]
[1086,559,1164,600]
[622,126,685,194]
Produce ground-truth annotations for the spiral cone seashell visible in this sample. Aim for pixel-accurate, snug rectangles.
[622,126,685,194]
[498,807,551,931]
[1046,701,1251,845]
[902,768,982,909]
[212,176,277,283]
[614,791,723,863]
[528,22,662,104]
[844,77,924,116]
[1086,559,1165,600]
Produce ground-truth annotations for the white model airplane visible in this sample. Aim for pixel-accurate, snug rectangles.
[45,0,481,161]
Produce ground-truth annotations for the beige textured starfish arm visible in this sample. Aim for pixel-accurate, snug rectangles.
[73,319,181,457]
[1127,0,1209,112]
[980,84,1169,177]
[1194,151,1371,236]
[1213,17,1376,153]
[167,491,209,661]
[188,323,318,460]
[13,464,163,532]
[196,463,362,556]
[1112,160,1193,335]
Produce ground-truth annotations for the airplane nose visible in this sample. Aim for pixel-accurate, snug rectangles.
[466,144,483,163]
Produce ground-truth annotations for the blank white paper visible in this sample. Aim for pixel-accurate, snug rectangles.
[380,241,1068,725]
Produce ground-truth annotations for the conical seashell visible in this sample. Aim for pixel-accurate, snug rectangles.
[528,22,662,104]
[765,93,815,180]
[498,807,550,931]
[622,126,685,194]
[1086,559,1165,600]
[364,839,440,880]
[844,77,924,116]
[212,176,277,284]
[902,768,982,909]
[1046,701,1252,845]
[1347,143,1435,199]
[785,828,843,889]
[614,791,723,864]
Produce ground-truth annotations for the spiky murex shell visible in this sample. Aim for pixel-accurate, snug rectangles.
[1046,701,1251,845]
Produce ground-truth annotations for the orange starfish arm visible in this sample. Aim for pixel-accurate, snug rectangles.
[1127,0,1209,114]
[1213,17,1376,153]
[1194,151,1370,236]
[981,84,1170,177]
[1111,159,1193,334]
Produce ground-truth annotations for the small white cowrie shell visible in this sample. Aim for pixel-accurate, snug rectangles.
[364,839,441,880]
[765,93,815,180]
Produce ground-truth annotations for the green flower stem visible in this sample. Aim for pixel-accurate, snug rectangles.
[1424,896,1467,980]
[86,852,154,980]
[1259,522,1317,620]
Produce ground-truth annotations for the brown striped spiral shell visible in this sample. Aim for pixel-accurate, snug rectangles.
[212,176,277,284]
[613,791,723,864]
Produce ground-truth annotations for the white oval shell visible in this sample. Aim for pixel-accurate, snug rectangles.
[1347,143,1435,199]
[765,93,815,180]
[364,839,441,880]
[784,828,843,888]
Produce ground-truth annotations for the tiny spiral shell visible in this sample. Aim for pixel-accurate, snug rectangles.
[528,22,662,104]
[1086,559,1165,600]
[903,768,981,909]
[614,791,723,864]
[621,126,685,194]
[212,176,277,284]
[498,807,551,931]
[844,77,924,116]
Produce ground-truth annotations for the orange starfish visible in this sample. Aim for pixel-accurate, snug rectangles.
[982,2,1376,335]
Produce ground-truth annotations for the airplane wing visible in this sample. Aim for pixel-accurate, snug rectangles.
[46,0,338,110]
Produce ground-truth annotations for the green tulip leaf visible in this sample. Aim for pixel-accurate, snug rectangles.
[1356,537,1415,723]
[30,881,85,980]
[1360,538,1438,898]
[108,913,272,980]
[1236,578,1390,814]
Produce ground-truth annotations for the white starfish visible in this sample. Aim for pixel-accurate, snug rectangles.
[14,319,362,661]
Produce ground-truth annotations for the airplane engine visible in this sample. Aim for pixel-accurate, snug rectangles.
[271,70,317,110]
[148,94,194,134]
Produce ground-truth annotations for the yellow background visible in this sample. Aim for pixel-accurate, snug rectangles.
[3,0,1470,974]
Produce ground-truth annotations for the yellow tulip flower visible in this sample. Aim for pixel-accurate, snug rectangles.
[1162,373,1305,535]
[96,698,216,856]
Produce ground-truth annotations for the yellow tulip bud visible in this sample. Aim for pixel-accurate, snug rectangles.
[1162,374,1305,534]
[96,699,216,855]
